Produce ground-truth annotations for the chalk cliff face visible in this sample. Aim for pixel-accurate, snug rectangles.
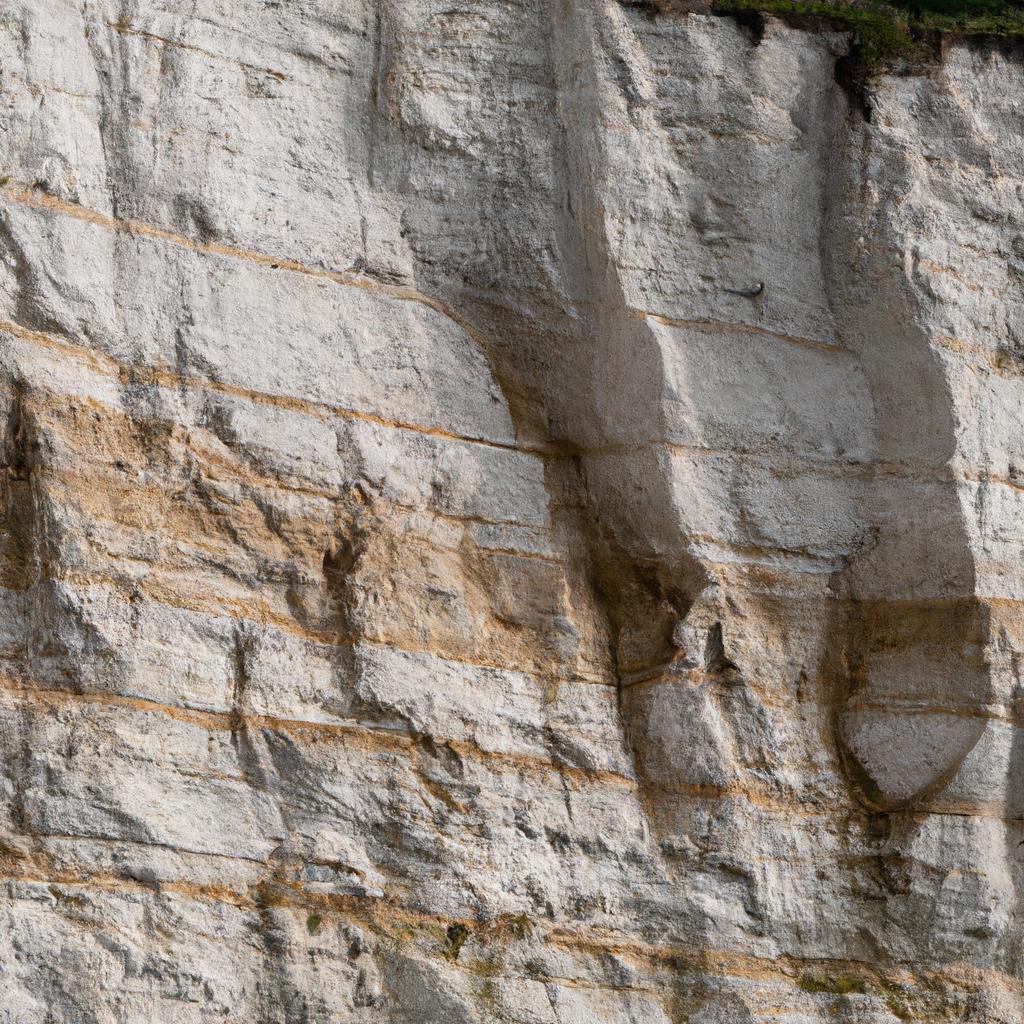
[2,1,1024,1020]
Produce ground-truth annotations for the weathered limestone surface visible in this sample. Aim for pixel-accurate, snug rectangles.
[1,1,1023,1020]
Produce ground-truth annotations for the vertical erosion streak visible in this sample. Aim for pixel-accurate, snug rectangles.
[822,123,986,810]
[545,0,713,837]
[819,68,1020,973]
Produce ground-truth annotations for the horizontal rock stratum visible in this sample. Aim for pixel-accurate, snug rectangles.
[1,1,1023,1021]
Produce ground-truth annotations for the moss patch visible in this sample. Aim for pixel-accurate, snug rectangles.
[798,972,869,994]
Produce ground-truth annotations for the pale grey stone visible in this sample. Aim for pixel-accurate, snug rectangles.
[0,1,1022,1020]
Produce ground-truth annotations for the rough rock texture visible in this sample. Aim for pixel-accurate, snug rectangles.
[1,1,1023,1020]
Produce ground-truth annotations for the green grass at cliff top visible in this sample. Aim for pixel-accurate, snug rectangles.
[712,0,1024,66]
[896,0,1024,32]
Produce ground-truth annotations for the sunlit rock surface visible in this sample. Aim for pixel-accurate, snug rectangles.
[1,2,1023,1020]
